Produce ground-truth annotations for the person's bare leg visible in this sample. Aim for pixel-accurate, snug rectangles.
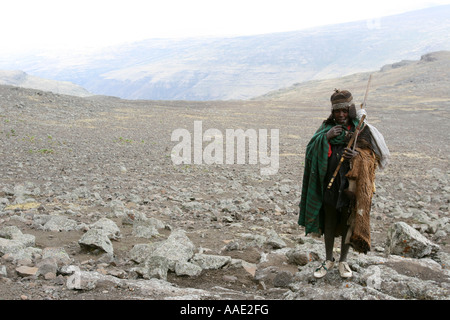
[339,234,350,262]
[339,207,351,262]
[323,205,337,261]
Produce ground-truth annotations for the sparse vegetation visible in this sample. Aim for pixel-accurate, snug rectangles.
[114,137,135,144]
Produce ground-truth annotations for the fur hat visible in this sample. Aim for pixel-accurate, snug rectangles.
[331,89,356,118]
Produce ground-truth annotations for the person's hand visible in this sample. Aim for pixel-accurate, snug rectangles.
[343,147,358,160]
[326,126,343,140]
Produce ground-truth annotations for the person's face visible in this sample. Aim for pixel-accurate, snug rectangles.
[333,108,349,125]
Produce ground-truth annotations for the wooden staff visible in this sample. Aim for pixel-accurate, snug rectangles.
[352,74,372,151]
[326,75,372,190]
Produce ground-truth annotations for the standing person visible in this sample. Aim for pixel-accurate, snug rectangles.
[298,89,387,279]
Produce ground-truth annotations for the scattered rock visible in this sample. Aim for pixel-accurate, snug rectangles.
[78,229,114,255]
[286,248,310,266]
[0,238,26,255]
[385,221,440,258]
[175,261,203,277]
[0,226,35,247]
[16,266,38,277]
[265,229,287,249]
[36,258,58,278]
[132,256,170,280]
[129,243,156,264]
[1,247,42,263]
[191,253,232,270]
[0,265,8,277]
[273,270,294,288]
[35,215,81,232]
[41,247,71,266]
[132,224,159,239]
[149,229,195,271]
[89,218,121,240]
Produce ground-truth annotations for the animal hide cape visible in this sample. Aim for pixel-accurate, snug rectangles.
[345,147,378,254]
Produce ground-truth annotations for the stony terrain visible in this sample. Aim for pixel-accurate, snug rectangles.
[0,65,449,301]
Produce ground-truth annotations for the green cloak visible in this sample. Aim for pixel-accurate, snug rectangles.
[298,119,360,235]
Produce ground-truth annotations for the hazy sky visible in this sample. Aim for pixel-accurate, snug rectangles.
[2,0,450,54]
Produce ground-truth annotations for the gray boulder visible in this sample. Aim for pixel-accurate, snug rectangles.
[41,247,72,266]
[36,257,58,279]
[191,253,232,270]
[132,256,170,280]
[0,226,35,247]
[385,221,440,258]
[89,218,121,240]
[265,229,286,249]
[129,243,157,264]
[1,246,42,263]
[132,224,160,239]
[132,216,166,239]
[0,226,39,260]
[149,229,195,270]
[34,215,82,232]
[79,229,114,254]
[175,261,203,277]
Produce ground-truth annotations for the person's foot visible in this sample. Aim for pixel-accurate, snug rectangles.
[313,259,335,279]
[338,261,353,278]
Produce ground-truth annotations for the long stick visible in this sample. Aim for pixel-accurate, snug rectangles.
[360,74,372,109]
[326,75,372,190]
[353,74,372,151]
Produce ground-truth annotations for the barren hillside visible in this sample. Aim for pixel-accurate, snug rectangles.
[0,50,448,302]
[257,51,450,109]
[0,70,92,97]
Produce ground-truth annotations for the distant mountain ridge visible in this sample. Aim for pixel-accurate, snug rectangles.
[0,5,449,101]
[0,70,92,97]
[255,50,450,110]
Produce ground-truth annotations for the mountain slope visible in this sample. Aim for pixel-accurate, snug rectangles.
[1,5,449,101]
[0,70,92,97]
[255,51,450,111]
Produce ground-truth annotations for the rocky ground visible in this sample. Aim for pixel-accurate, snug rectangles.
[0,85,449,301]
